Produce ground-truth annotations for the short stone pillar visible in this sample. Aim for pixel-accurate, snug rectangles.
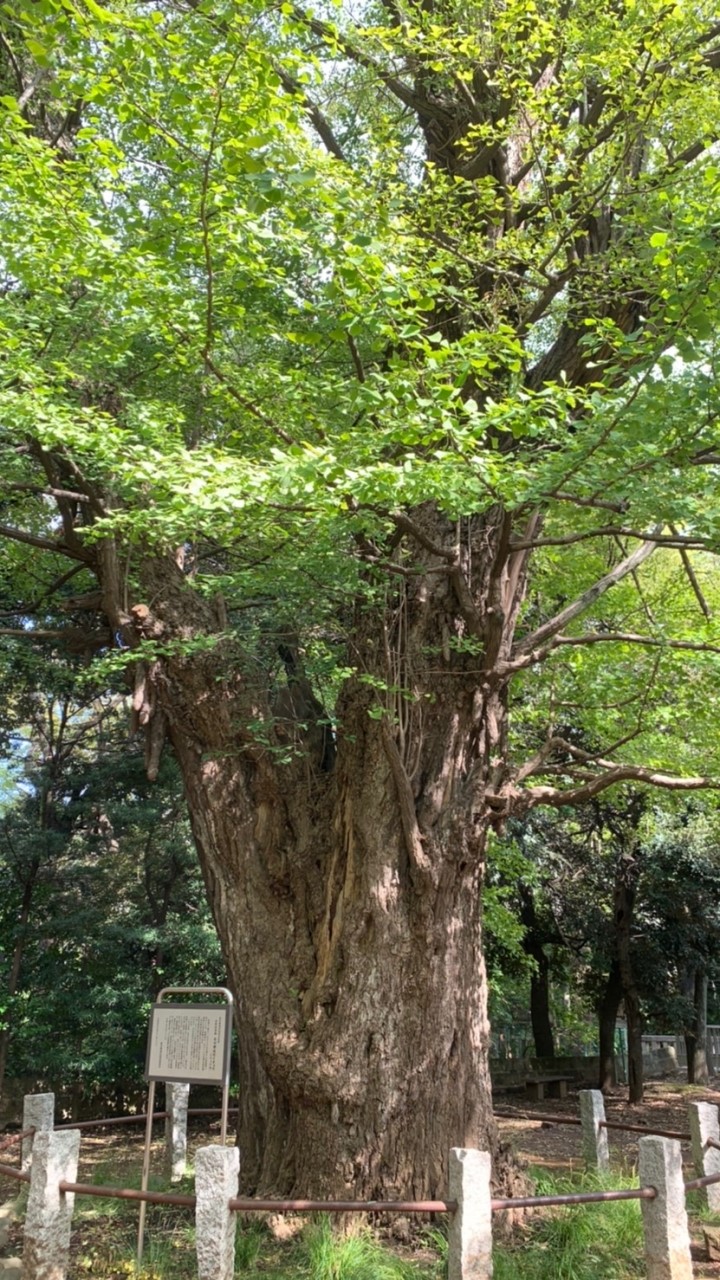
[579,1089,609,1172]
[165,1082,190,1183]
[638,1135,693,1280]
[21,1094,55,1175]
[21,1128,80,1280]
[447,1148,493,1280]
[195,1145,239,1280]
[688,1101,720,1212]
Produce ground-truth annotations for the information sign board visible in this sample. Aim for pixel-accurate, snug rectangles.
[145,1002,231,1085]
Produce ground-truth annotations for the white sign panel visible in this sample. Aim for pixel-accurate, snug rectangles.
[145,1003,231,1085]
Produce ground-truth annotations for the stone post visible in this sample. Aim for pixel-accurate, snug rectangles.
[579,1089,609,1172]
[21,1095,55,1176]
[195,1146,239,1280]
[688,1101,720,1213]
[638,1135,693,1280]
[165,1082,190,1183]
[21,1128,80,1280]
[447,1148,493,1280]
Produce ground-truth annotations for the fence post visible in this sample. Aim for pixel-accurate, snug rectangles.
[578,1090,609,1172]
[638,1136,693,1280]
[21,1094,55,1175]
[447,1148,493,1280]
[21,1128,80,1280]
[165,1082,190,1183]
[688,1101,720,1212]
[195,1145,239,1280]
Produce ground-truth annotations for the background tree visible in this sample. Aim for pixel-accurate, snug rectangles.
[0,651,222,1109]
[505,798,720,1096]
[1,0,720,1195]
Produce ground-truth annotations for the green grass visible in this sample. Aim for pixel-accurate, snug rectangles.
[493,1168,645,1280]
[230,1217,444,1279]
[67,1161,679,1279]
[301,1218,427,1280]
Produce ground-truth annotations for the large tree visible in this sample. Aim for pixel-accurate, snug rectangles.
[2,0,720,1197]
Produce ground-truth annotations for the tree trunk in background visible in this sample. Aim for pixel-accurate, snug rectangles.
[520,888,555,1059]
[597,960,623,1093]
[685,970,709,1085]
[529,959,555,1060]
[614,864,643,1103]
[0,855,40,1107]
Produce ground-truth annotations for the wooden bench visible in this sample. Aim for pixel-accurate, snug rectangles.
[524,1075,573,1101]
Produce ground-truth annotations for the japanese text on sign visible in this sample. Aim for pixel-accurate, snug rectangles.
[145,1005,229,1084]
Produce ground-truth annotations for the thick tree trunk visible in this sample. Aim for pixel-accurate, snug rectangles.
[116,506,531,1198]
[685,970,709,1085]
[597,959,623,1093]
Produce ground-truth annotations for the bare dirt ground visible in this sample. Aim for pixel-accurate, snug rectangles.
[496,1077,720,1277]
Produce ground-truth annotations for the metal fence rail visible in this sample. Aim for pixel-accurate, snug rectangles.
[54,1107,239,1132]
[4,1089,719,1280]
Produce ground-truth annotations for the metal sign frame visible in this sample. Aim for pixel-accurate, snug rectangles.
[138,986,234,1266]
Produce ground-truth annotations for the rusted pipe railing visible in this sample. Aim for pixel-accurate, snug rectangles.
[598,1119,691,1141]
[227,1196,455,1214]
[1,1164,663,1217]
[495,1107,691,1142]
[0,1127,34,1155]
[58,1180,196,1208]
[684,1170,720,1192]
[494,1109,581,1126]
[56,1113,168,1131]
[491,1186,657,1211]
[0,1162,30,1184]
[57,1183,453,1214]
[55,1107,239,1131]
[188,1108,239,1117]
[705,1136,720,1152]
[497,1111,689,1142]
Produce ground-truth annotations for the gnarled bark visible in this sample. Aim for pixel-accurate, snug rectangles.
[110,506,527,1197]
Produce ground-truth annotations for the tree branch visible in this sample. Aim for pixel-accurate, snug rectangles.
[171,327,296,446]
[391,513,456,562]
[0,522,93,563]
[290,7,448,120]
[510,525,709,551]
[502,629,720,675]
[520,764,720,809]
[670,524,712,621]
[513,531,661,657]
[5,482,92,503]
[274,63,348,162]
[545,491,630,514]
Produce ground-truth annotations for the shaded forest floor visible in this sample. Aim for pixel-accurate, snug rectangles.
[2,1082,720,1276]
